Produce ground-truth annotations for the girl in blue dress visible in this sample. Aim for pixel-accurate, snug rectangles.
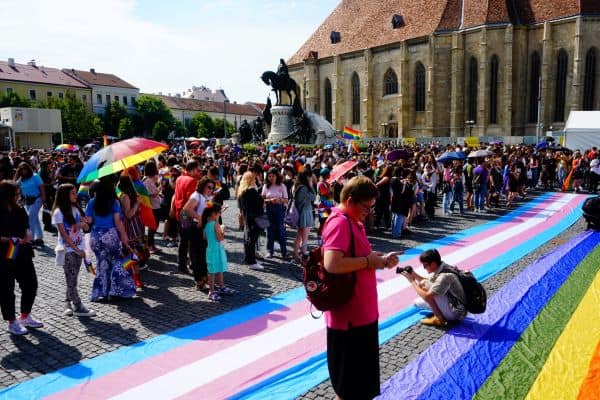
[202,204,234,301]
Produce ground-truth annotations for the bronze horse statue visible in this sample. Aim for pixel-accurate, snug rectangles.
[261,71,297,106]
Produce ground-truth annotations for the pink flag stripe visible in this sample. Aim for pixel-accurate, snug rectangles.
[44,194,574,400]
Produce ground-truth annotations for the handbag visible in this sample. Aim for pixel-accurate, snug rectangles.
[285,200,299,228]
[254,214,270,230]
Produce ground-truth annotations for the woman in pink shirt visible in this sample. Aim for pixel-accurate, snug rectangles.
[322,176,400,400]
[261,167,289,259]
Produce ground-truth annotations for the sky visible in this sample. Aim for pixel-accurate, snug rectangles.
[1,0,339,104]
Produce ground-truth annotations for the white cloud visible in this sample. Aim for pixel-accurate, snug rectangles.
[1,0,336,103]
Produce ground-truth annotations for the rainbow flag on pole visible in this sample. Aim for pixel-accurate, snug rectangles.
[342,126,361,141]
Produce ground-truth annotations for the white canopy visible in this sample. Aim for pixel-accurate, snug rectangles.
[564,111,600,150]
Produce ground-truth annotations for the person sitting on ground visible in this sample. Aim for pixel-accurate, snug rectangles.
[399,248,467,327]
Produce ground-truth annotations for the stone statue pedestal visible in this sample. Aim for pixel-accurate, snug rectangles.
[267,105,294,143]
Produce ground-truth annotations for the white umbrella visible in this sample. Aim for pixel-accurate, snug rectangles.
[468,149,493,158]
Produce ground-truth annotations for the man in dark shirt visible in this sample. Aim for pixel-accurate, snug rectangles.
[472,159,489,213]
[57,155,78,185]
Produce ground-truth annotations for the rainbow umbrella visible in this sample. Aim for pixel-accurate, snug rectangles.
[55,144,79,152]
[77,138,168,183]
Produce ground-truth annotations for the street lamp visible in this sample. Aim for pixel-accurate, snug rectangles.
[465,120,475,137]
[223,99,230,139]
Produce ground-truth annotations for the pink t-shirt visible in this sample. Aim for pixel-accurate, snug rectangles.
[322,207,378,330]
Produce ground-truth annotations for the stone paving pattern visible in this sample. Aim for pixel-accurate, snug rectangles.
[0,193,588,398]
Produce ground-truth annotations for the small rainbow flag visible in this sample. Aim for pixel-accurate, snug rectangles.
[351,141,361,153]
[122,254,139,270]
[343,126,361,141]
[6,238,18,260]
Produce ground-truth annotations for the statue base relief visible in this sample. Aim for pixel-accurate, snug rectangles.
[266,105,295,143]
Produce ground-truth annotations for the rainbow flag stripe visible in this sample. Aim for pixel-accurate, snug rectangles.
[122,255,138,270]
[6,239,18,260]
[342,126,361,140]
[0,193,593,400]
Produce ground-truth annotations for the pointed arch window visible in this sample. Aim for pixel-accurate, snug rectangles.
[528,52,541,123]
[324,78,332,123]
[583,48,597,110]
[489,55,499,124]
[468,57,478,122]
[384,68,398,96]
[415,62,426,111]
[554,49,568,122]
[351,73,360,125]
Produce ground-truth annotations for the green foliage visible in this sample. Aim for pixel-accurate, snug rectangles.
[152,120,169,140]
[173,120,186,136]
[242,143,257,153]
[39,92,102,143]
[213,118,236,138]
[103,100,128,136]
[134,95,175,137]
[118,117,133,138]
[0,91,31,107]
[298,144,317,149]
[188,112,215,138]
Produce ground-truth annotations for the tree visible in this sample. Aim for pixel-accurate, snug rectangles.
[39,92,102,143]
[188,112,215,138]
[134,95,174,137]
[152,120,169,140]
[213,118,236,138]
[118,117,133,138]
[0,91,31,107]
[103,100,128,136]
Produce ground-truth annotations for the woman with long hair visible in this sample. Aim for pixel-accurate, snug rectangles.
[52,183,95,317]
[261,167,288,259]
[238,171,265,270]
[0,180,43,335]
[14,162,46,246]
[182,177,214,290]
[85,178,136,301]
[293,168,316,261]
[117,175,146,290]
[143,161,163,254]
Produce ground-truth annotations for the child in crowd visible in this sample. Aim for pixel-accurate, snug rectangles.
[52,184,96,317]
[202,203,235,301]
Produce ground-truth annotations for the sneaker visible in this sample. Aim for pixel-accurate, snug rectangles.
[135,286,143,293]
[249,262,264,271]
[208,291,222,301]
[216,285,236,295]
[266,252,274,259]
[63,302,73,317]
[19,314,44,329]
[421,315,447,327]
[73,306,96,317]
[7,320,28,335]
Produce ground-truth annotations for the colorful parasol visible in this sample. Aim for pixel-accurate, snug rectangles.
[327,160,358,183]
[77,138,168,184]
[55,144,79,152]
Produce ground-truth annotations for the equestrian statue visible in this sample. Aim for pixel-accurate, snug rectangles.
[261,59,298,106]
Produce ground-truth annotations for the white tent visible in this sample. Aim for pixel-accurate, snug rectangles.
[564,111,600,150]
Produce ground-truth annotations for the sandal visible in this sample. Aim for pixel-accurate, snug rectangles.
[208,291,221,301]
[216,286,236,295]
[421,315,447,327]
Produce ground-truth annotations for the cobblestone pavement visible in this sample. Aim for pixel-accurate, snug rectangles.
[0,192,588,398]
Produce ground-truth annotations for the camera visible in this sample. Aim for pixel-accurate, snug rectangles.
[396,265,413,274]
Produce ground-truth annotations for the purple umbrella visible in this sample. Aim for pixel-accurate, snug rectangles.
[387,149,410,162]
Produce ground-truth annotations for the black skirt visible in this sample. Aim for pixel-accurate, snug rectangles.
[327,321,380,400]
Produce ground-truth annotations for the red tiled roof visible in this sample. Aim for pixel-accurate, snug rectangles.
[147,94,261,116]
[0,60,89,88]
[63,68,138,89]
[289,0,593,65]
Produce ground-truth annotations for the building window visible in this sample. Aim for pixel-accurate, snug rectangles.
[489,55,499,124]
[131,96,136,105]
[468,57,478,122]
[554,49,568,122]
[528,52,541,123]
[115,95,119,103]
[330,31,341,44]
[351,72,360,125]
[324,78,332,123]
[391,14,404,29]
[6,88,13,94]
[29,90,36,100]
[82,94,87,102]
[47,91,53,97]
[58,92,64,99]
[97,94,102,104]
[106,94,111,104]
[415,62,426,112]
[384,68,398,96]
[583,47,597,111]
[123,96,128,106]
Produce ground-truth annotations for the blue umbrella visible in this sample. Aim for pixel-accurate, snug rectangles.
[436,151,467,163]
[536,141,549,150]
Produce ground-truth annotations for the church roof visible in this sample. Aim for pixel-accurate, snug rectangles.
[147,94,261,116]
[289,0,600,65]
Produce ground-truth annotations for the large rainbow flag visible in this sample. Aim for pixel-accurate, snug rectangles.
[1,193,594,400]
[342,126,361,141]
